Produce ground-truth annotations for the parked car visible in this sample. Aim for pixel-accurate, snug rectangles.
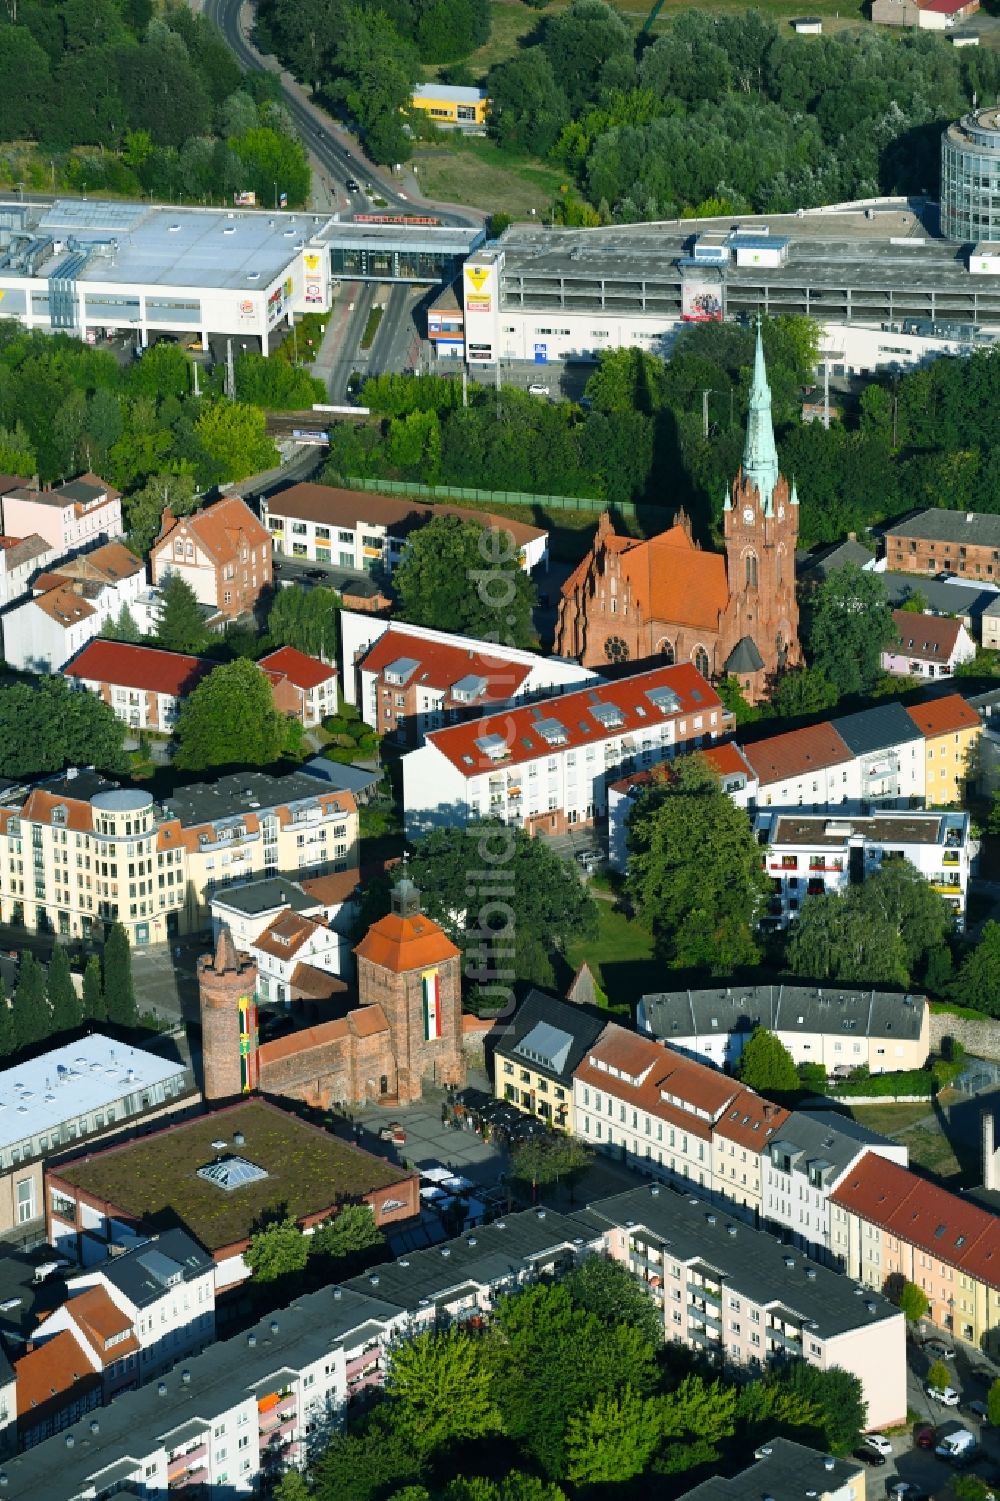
[923,1339,955,1361]
[527,382,550,397]
[966,1398,990,1421]
[853,1447,886,1466]
[927,1384,962,1406]
[865,1435,893,1457]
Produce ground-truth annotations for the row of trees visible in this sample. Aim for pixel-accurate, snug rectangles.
[0,4,311,206]
[484,3,998,222]
[0,326,279,491]
[285,1258,865,1501]
[0,924,136,1059]
[245,1203,385,1283]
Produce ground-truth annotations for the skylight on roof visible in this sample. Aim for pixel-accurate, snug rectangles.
[475,733,509,761]
[196,1155,269,1192]
[647,686,680,715]
[590,703,624,729]
[534,717,569,746]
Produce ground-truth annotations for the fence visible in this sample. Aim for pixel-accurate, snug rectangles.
[342,475,640,520]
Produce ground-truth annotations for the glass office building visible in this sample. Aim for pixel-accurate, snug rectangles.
[941,108,1000,241]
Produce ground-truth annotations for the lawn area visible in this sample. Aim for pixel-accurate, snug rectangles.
[413,137,566,219]
[563,901,657,1012]
[847,1099,976,1186]
[847,1102,934,1137]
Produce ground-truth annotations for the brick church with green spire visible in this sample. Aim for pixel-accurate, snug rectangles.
[554,324,801,703]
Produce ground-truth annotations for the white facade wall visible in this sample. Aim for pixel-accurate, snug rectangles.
[1,494,122,553]
[571,1080,715,1191]
[763,1144,908,1266]
[1,597,98,673]
[265,506,544,575]
[254,924,343,998]
[609,771,755,871]
[0,540,58,607]
[153,539,219,608]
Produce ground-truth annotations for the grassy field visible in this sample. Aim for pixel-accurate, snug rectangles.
[847,1098,976,1186]
[563,902,657,1011]
[413,136,566,218]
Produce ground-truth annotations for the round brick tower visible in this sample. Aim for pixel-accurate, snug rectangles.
[198,927,258,1103]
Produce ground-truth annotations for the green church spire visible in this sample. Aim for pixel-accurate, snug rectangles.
[742,319,780,516]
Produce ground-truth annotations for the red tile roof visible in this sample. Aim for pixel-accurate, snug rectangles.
[64,640,213,698]
[156,495,269,566]
[16,1329,100,1420]
[608,741,754,799]
[354,909,460,972]
[576,1025,743,1128]
[68,1286,138,1366]
[890,611,965,663]
[358,629,533,704]
[831,1153,1000,1289]
[740,722,854,786]
[425,663,722,775]
[259,645,337,692]
[269,483,545,549]
[714,1088,790,1150]
[906,694,981,739]
[32,584,96,626]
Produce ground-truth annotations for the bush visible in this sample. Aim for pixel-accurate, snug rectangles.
[831,1069,934,1099]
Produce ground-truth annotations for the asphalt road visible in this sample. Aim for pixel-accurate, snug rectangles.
[204,0,478,229]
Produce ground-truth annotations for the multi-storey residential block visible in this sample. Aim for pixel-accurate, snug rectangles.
[829,701,928,806]
[831,1152,1000,1354]
[341,612,596,746]
[0,1033,194,1236]
[64,640,212,732]
[0,768,359,943]
[637,982,930,1076]
[258,646,338,728]
[607,742,757,871]
[209,876,329,951]
[907,693,981,806]
[0,534,56,608]
[741,721,859,811]
[150,495,271,621]
[33,1230,215,1402]
[402,664,729,837]
[0,473,122,553]
[1,1284,402,1492]
[591,1184,906,1431]
[46,1099,419,1292]
[676,1437,865,1501]
[762,1111,907,1266]
[756,809,972,928]
[2,542,146,674]
[883,608,976,679]
[261,482,548,575]
[885,506,1000,581]
[14,1330,102,1452]
[493,988,609,1134]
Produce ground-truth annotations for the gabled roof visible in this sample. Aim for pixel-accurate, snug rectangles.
[724,635,764,674]
[640,983,927,1045]
[358,628,532,704]
[157,494,269,565]
[31,584,96,626]
[254,910,327,960]
[85,1228,213,1309]
[424,664,721,775]
[259,645,337,691]
[890,610,964,663]
[15,1329,100,1420]
[906,693,981,738]
[832,699,924,755]
[64,640,212,698]
[714,1087,789,1151]
[575,1025,742,1134]
[267,482,546,550]
[608,742,754,800]
[582,522,730,634]
[66,1286,138,1366]
[52,542,144,584]
[885,506,1000,546]
[740,721,853,786]
[0,533,52,568]
[495,989,608,1085]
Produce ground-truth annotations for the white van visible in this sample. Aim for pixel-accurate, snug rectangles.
[936,1428,977,1461]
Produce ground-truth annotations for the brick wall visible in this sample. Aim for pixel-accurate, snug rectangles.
[929,1009,1000,1061]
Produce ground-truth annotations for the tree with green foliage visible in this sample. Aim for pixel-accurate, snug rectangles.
[307,1204,383,1268]
[927,1357,952,1393]
[987,1378,1000,1429]
[736,1027,799,1094]
[13,952,50,1051]
[446,1481,565,1501]
[787,861,953,989]
[509,1132,590,1201]
[769,666,839,720]
[0,421,37,477]
[82,954,106,1025]
[953,920,1000,1017]
[717,675,762,725]
[47,944,81,1035]
[953,1475,995,1501]
[234,353,325,410]
[103,922,136,1029]
[267,584,340,661]
[770,1362,866,1455]
[486,48,570,156]
[565,1385,662,1486]
[898,1281,930,1322]
[194,401,278,483]
[273,1473,314,1501]
[807,564,898,698]
[0,676,127,779]
[0,981,15,1059]
[565,1255,662,1346]
[330,7,419,164]
[156,572,211,655]
[101,604,143,643]
[659,1374,739,1462]
[394,514,537,650]
[387,1328,502,1455]
[626,755,771,972]
[244,1216,308,1282]
[357,826,596,997]
[312,1408,424,1501]
[230,126,311,210]
[174,658,287,770]
[124,472,199,558]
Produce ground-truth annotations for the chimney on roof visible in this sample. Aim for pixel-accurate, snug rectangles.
[157,507,176,542]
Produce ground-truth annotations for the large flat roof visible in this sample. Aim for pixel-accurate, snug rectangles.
[51,1099,411,1253]
[1,200,330,293]
[0,1035,188,1152]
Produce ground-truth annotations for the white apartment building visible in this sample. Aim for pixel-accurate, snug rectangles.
[340,611,596,745]
[1,1286,402,1498]
[0,534,57,608]
[261,482,549,576]
[402,664,729,838]
[210,876,327,951]
[592,1185,906,1433]
[756,809,972,929]
[0,768,359,944]
[34,1230,215,1400]
[2,541,146,674]
[762,1112,908,1267]
[252,908,345,999]
[0,474,122,554]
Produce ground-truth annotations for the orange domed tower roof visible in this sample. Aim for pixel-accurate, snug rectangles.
[354,880,460,973]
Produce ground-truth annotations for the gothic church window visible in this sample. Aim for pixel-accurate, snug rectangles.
[605,636,629,664]
[693,646,710,678]
[657,640,675,664]
[745,551,758,589]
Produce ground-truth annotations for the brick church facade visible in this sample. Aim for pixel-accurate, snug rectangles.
[554,328,801,703]
[199,881,466,1111]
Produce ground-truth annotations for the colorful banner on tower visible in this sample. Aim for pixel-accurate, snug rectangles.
[238,993,258,1092]
[421,969,442,1042]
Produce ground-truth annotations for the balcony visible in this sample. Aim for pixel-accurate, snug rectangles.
[346,1349,381,1380]
[167,1444,207,1480]
[169,1464,207,1490]
[767,1325,803,1351]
